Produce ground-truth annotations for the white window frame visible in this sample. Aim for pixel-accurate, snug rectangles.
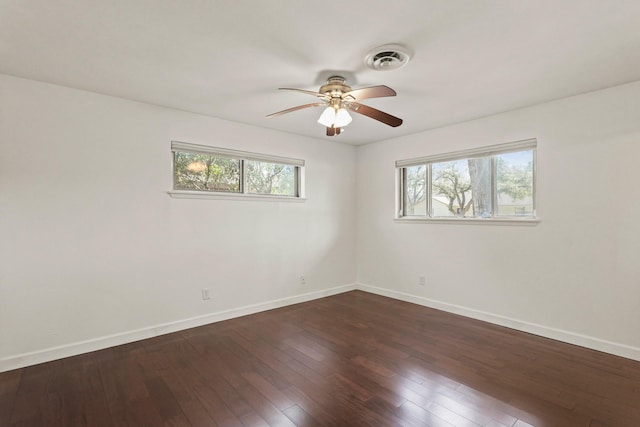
[395,139,538,224]
[168,141,306,202]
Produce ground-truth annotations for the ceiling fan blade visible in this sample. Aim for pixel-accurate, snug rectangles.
[335,127,341,135]
[326,127,336,136]
[349,102,403,127]
[343,85,396,101]
[279,88,329,99]
[266,102,325,118]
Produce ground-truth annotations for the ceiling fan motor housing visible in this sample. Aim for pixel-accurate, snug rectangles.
[319,76,352,97]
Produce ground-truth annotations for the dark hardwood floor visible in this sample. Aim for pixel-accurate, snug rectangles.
[1,291,639,426]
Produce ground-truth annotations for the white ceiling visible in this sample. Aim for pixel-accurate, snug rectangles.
[2,1,640,145]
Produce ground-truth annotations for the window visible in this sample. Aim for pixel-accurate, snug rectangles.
[169,141,305,200]
[397,139,536,220]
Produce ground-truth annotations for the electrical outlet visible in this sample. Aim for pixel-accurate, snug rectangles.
[300,275,306,285]
[201,288,210,300]
[419,276,426,286]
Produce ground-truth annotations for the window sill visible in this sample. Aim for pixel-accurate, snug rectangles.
[167,190,306,202]
[394,217,540,226]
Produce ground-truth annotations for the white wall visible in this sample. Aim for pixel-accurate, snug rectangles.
[0,75,357,370]
[356,81,640,359]
[2,74,639,371]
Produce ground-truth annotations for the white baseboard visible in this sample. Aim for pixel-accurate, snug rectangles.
[3,282,638,372]
[357,283,640,362]
[0,283,357,373]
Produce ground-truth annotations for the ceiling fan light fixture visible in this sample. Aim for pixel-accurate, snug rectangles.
[334,108,352,127]
[317,106,336,127]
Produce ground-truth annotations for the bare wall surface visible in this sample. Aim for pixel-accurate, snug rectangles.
[356,81,640,356]
[2,74,639,369]
[0,75,357,367]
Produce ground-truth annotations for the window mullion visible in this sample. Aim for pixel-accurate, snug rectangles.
[532,148,537,217]
[491,156,496,218]
[172,151,178,191]
[241,159,247,194]
[427,164,432,218]
[399,168,404,217]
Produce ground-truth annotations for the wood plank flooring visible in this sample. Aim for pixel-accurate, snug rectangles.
[1,291,639,426]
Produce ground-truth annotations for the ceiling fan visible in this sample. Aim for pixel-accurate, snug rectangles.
[266,76,403,136]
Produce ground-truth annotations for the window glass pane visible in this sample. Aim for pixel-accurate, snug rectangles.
[432,160,469,217]
[431,159,491,218]
[467,157,492,218]
[174,151,240,192]
[495,150,534,216]
[246,161,296,196]
[404,165,427,216]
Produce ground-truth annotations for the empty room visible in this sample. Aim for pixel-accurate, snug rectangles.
[1,1,639,426]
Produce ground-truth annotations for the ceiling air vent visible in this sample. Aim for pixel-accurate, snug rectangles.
[365,44,412,71]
